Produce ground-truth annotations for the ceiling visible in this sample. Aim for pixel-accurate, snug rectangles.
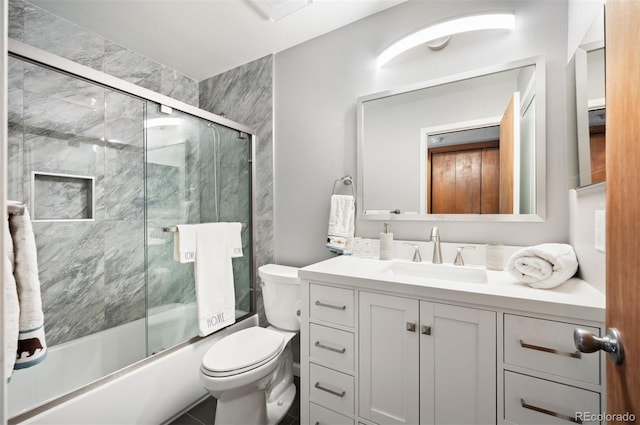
[30,0,406,81]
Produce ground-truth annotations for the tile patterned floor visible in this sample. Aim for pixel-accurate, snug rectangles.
[169,377,300,425]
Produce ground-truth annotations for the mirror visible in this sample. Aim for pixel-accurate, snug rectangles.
[357,57,545,221]
[571,7,605,188]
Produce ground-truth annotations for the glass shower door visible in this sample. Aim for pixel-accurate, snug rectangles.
[145,103,252,355]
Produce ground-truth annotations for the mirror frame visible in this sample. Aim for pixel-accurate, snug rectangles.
[356,56,546,222]
[573,40,605,189]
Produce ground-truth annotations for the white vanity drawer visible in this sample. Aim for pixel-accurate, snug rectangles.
[504,371,600,424]
[504,314,600,385]
[310,402,354,425]
[309,363,355,415]
[310,284,355,327]
[310,323,355,371]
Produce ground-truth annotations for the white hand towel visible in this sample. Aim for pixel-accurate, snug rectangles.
[173,224,196,263]
[8,203,47,371]
[193,222,242,337]
[327,194,355,254]
[228,222,243,259]
[507,243,579,289]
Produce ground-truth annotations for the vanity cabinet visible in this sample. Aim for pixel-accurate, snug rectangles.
[502,315,602,424]
[306,283,357,424]
[419,302,496,425]
[358,292,419,424]
[358,292,496,425]
[299,257,605,425]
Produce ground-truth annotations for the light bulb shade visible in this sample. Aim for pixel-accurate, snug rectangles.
[377,13,515,67]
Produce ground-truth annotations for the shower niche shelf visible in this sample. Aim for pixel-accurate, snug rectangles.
[32,171,95,221]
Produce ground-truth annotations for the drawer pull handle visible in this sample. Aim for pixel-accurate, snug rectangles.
[421,325,432,335]
[519,339,582,359]
[315,300,347,310]
[315,341,346,354]
[520,398,582,424]
[315,382,346,398]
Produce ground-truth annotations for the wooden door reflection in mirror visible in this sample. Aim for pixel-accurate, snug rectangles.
[429,142,499,214]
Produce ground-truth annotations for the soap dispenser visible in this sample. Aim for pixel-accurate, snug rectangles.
[379,223,394,260]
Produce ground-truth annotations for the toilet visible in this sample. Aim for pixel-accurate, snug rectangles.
[200,264,300,425]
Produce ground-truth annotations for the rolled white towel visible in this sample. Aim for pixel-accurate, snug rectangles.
[507,243,579,289]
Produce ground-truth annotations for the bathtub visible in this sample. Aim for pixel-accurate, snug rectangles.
[9,304,255,424]
[8,318,146,418]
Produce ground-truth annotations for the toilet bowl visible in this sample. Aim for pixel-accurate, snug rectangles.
[200,264,300,425]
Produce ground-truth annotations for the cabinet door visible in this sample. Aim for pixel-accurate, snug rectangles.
[359,292,419,425]
[420,302,496,425]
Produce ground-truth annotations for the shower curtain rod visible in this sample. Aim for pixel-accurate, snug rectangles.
[162,223,248,233]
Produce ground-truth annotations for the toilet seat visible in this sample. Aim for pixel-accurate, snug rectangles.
[201,327,285,378]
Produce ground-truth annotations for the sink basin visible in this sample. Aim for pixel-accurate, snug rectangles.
[384,261,488,284]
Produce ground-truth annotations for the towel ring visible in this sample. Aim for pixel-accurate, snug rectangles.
[330,175,357,236]
[331,175,356,198]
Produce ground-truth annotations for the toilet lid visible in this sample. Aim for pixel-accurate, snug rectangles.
[202,327,285,375]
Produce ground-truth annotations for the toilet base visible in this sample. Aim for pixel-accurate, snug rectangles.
[214,386,269,424]
[212,380,295,425]
[266,381,296,425]
[207,338,296,425]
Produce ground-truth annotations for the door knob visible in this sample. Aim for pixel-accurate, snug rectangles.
[574,327,624,365]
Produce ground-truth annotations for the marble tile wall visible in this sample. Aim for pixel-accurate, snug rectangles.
[8,58,147,346]
[32,174,94,220]
[199,55,274,325]
[9,0,199,107]
[8,0,263,346]
[145,111,253,318]
[211,126,253,315]
[6,0,233,347]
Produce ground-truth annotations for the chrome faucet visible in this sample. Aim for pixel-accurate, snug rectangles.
[454,246,476,266]
[403,243,423,262]
[429,227,442,264]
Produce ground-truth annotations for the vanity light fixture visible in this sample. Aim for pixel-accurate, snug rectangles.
[377,13,515,67]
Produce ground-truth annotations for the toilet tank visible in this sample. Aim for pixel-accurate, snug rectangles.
[258,264,300,331]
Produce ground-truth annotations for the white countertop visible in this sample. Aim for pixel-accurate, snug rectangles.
[299,256,605,323]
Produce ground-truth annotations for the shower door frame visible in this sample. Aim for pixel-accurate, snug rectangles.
[6,36,258,405]
[7,37,257,310]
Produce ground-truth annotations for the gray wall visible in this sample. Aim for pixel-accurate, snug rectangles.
[569,185,605,293]
[274,0,571,266]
